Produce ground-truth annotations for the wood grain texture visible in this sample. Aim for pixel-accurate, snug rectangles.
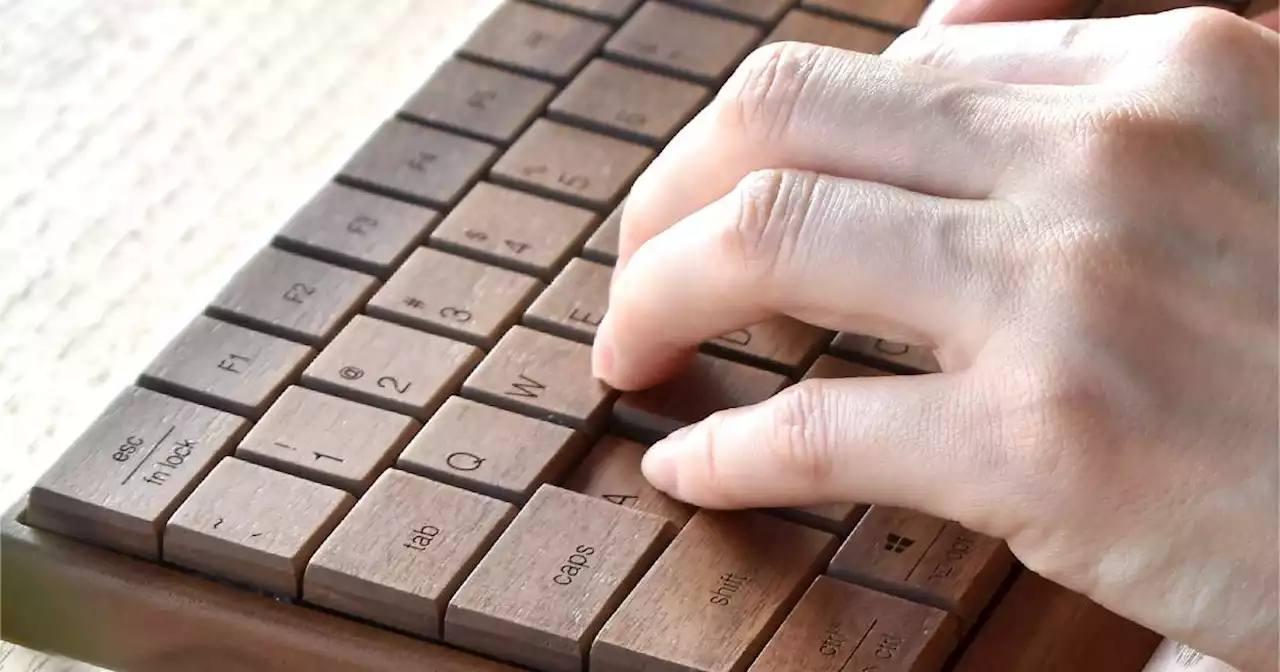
[705,315,830,376]
[798,0,928,26]
[605,2,765,83]
[400,58,557,145]
[564,435,699,528]
[491,119,655,210]
[763,10,897,52]
[583,200,624,264]
[337,120,498,209]
[548,59,710,144]
[828,333,941,374]
[461,1,613,80]
[524,256,613,343]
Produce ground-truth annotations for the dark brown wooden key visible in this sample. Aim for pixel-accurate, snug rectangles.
[800,0,929,27]
[681,0,795,23]
[400,58,556,144]
[460,1,612,80]
[804,353,894,381]
[462,325,615,431]
[366,247,543,348]
[26,387,248,560]
[549,59,709,145]
[592,510,837,672]
[523,257,611,343]
[582,200,622,264]
[274,183,439,278]
[563,435,697,528]
[749,575,958,672]
[830,332,941,374]
[304,469,516,639]
[445,485,670,672]
[764,9,897,53]
[605,1,764,84]
[430,182,598,280]
[491,119,654,210]
[613,353,788,442]
[338,119,498,208]
[207,247,377,346]
[398,396,586,504]
[1093,0,1238,17]
[165,457,355,598]
[539,0,644,21]
[139,316,314,419]
[705,315,830,376]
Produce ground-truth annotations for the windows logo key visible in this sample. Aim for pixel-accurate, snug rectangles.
[883,533,915,554]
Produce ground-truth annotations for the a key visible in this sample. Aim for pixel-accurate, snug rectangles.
[301,315,482,420]
[274,183,439,278]
[1093,0,1239,17]
[605,2,764,84]
[538,0,644,21]
[523,257,611,343]
[829,332,941,374]
[430,182,598,280]
[445,485,670,672]
[236,386,419,493]
[462,325,615,431]
[613,353,788,442]
[304,469,516,639]
[548,59,709,145]
[705,315,830,376]
[338,119,498,208]
[582,200,622,264]
[491,119,654,210]
[26,387,247,560]
[164,457,355,598]
[680,0,795,23]
[799,0,929,27]
[460,1,612,81]
[207,247,377,346]
[804,353,894,381]
[592,510,837,672]
[398,396,586,504]
[750,575,958,672]
[563,435,697,528]
[763,10,897,53]
[366,247,543,348]
[399,58,556,144]
[139,315,314,419]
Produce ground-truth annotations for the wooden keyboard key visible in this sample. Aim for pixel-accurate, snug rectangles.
[904,520,1014,629]
[366,247,543,348]
[491,119,654,210]
[26,387,247,560]
[828,506,946,593]
[207,247,377,346]
[539,0,643,21]
[460,1,612,80]
[274,183,439,278]
[804,353,894,381]
[592,510,837,672]
[165,457,354,597]
[705,315,829,375]
[400,58,556,144]
[604,2,763,84]
[524,257,611,343]
[681,0,794,23]
[445,485,670,672]
[304,469,515,639]
[398,396,585,504]
[236,386,418,493]
[830,332,941,374]
[431,182,597,280]
[549,59,709,145]
[1092,0,1238,17]
[338,119,497,208]
[800,0,928,27]
[564,435,697,528]
[582,200,622,264]
[764,10,896,53]
[462,325,615,431]
[613,353,787,442]
[302,315,482,419]
[750,575,957,672]
[139,315,313,419]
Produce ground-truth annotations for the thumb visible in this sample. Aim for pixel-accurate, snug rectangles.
[920,0,1092,24]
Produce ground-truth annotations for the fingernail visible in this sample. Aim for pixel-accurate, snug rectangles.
[919,0,958,24]
[641,437,682,495]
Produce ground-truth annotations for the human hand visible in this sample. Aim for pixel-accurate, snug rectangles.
[920,0,1280,29]
[592,8,1278,671]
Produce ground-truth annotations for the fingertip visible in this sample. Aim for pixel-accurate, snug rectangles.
[640,437,682,497]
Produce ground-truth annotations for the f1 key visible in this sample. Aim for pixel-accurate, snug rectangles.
[445,485,670,672]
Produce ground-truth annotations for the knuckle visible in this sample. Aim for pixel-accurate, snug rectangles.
[1156,6,1249,60]
[719,41,823,142]
[723,169,820,283]
[763,381,836,484]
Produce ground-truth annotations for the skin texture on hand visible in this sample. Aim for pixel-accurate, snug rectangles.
[593,8,1279,671]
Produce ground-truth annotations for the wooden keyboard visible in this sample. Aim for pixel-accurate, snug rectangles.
[1,1,1182,670]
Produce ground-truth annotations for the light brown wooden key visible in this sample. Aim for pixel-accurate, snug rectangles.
[164,457,355,598]
[539,0,644,21]
[338,119,498,208]
[236,386,418,493]
[304,469,516,639]
[799,0,929,27]
[431,182,598,280]
[613,353,787,442]
[682,0,795,23]
[274,183,439,278]
[764,9,897,53]
[398,396,585,504]
[26,387,248,560]
[460,1,612,80]
[549,59,709,145]
[804,353,894,381]
[592,510,838,672]
[830,332,941,374]
[491,119,654,210]
[582,200,622,264]
[706,315,830,376]
[301,315,482,420]
[207,247,377,346]
[462,325,615,431]
[400,58,556,144]
[605,2,764,83]
[445,485,670,672]
[749,575,958,672]
[563,435,697,528]
[366,247,543,348]
[523,257,611,343]
[139,315,314,419]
